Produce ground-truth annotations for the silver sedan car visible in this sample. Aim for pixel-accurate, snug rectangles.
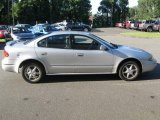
[2,31,157,83]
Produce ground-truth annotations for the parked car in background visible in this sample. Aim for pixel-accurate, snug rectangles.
[124,21,131,29]
[0,25,10,39]
[15,24,32,29]
[116,22,123,28]
[130,21,141,30]
[138,20,155,32]
[51,23,65,31]
[32,24,59,35]
[66,22,91,31]
[153,19,160,32]
[130,21,135,29]
[2,31,157,83]
[10,27,35,41]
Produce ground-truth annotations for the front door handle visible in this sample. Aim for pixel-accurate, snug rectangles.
[77,53,84,57]
[41,52,47,55]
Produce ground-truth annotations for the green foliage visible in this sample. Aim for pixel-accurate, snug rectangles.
[97,0,129,27]
[121,32,160,38]
[129,0,160,20]
[0,0,12,24]
[0,0,91,25]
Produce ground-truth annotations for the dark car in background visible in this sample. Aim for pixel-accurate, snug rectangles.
[66,22,91,32]
[9,27,35,41]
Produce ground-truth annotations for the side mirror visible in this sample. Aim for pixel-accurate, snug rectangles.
[100,45,108,51]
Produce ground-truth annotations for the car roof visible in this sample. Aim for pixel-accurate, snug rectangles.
[49,31,90,36]
[34,31,91,41]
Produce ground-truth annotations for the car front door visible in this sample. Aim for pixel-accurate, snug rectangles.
[35,34,75,74]
[71,35,114,73]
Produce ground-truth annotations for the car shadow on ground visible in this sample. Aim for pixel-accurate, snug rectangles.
[41,74,120,83]
[41,64,160,83]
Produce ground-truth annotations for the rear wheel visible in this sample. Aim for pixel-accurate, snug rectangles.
[118,61,141,81]
[21,63,45,83]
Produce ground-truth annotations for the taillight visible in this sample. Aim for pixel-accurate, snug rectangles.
[4,50,9,57]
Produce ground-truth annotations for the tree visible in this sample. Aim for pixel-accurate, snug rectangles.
[0,0,12,24]
[136,0,160,20]
[98,0,129,26]
[0,0,92,25]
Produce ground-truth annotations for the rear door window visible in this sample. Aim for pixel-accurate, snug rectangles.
[38,35,70,49]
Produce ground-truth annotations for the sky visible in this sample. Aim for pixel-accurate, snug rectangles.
[91,0,138,14]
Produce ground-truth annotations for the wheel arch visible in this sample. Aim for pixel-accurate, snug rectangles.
[117,58,142,73]
[18,59,47,74]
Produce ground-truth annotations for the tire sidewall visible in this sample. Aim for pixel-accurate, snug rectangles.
[119,61,140,81]
[22,63,45,83]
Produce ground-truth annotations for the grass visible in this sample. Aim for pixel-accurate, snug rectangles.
[121,32,160,38]
[0,38,13,43]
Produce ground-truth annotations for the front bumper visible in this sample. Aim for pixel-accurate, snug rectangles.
[141,59,157,73]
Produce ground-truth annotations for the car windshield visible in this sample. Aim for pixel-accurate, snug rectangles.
[90,34,118,49]
[12,27,31,34]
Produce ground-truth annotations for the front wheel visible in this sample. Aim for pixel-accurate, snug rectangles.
[118,61,141,81]
[21,63,45,83]
[147,27,153,32]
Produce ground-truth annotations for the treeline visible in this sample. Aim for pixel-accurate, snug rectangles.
[0,0,91,25]
[93,0,129,27]
[129,0,160,20]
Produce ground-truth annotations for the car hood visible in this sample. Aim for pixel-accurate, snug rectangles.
[113,45,152,60]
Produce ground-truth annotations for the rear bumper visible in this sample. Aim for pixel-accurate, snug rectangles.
[1,59,18,73]
[2,64,16,73]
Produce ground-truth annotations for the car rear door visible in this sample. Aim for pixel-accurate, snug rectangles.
[35,34,75,74]
[71,35,114,73]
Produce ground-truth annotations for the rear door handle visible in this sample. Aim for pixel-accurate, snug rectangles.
[41,52,47,55]
[77,53,84,57]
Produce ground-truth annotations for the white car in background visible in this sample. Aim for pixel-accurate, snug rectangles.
[51,23,66,31]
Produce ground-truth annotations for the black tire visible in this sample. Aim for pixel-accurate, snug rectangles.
[21,63,45,83]
[147,27,153,32]
[118,61,141,81]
